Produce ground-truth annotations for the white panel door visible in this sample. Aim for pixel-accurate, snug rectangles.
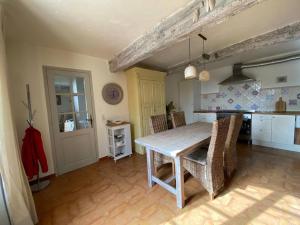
[46,68,98,175]
[271,115,295,145]
[179,80,193,124]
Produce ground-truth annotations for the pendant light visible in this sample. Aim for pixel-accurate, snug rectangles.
[184,37,197,79]
[199,34,210,81]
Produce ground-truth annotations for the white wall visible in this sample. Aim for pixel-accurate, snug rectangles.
[201,60,300,94]
[165,71,183,110]
[167,59,300,107]
[6,42,129,177]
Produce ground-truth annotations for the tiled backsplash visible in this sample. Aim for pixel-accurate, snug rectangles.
[201,81,300,111]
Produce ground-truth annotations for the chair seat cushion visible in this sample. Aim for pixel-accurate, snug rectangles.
[184,148,207,165]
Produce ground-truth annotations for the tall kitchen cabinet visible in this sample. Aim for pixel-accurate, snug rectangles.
[126,67,166,154]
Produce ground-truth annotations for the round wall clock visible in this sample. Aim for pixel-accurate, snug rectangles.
[102,83,123,105]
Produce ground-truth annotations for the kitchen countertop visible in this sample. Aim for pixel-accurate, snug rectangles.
[193,110,300,115]
[253,111,300,115]
[193,110,254,113]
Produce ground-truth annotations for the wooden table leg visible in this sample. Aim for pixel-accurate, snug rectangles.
[175,156,185,208]
[146,147,154,187]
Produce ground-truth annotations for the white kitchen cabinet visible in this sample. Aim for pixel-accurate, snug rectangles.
[193,113,217,123]
[252,115,272,142]
[271,115,295,145]
[252,114,298,152]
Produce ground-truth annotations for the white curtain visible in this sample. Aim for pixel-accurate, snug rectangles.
[0,5,38,225]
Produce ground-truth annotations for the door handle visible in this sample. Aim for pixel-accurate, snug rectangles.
[87,114,93,128]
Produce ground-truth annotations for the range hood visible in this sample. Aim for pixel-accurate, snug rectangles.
[219,63,255,85]
[219,54,300,85]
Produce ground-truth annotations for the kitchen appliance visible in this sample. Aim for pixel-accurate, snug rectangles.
[216,110,252,144]
[219,54,300,85]
[219,64,255,85]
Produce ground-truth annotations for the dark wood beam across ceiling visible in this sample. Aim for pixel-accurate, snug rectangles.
[109,0,267,73]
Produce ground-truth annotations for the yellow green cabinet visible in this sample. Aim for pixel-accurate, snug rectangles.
[126,67,166,154]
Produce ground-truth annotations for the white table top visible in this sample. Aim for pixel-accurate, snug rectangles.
[135,122,212,158]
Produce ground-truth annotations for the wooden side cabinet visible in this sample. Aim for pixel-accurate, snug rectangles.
[126,67,166,155]
[107,123,132,162]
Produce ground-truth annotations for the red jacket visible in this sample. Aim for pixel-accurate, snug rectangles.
[21,127,48,179]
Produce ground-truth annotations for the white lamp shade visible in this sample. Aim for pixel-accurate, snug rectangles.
[184,64,197,79]
[199,70,210,81]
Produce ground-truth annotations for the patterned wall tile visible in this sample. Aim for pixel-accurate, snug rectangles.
[228,98,234,104]
[200,82,300,111]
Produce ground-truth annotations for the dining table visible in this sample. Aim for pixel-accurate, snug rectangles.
[135,122,212,208]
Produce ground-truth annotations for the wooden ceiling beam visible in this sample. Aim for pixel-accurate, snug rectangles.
[167,21,300,74]
[109,0,266,72]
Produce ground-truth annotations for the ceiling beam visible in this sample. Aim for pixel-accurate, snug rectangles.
[168,21,300,74]
[109,0,267,72]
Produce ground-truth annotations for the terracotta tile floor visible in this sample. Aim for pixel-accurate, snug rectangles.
[34,144,300,225]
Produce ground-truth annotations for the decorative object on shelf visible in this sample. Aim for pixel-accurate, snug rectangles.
[184,37,197,79]
[106,120,126,126]
[166,101,176,129]
[198,33,210,81]
[275,97,286,112]
[102,83,123,105]
[106,122,132,162]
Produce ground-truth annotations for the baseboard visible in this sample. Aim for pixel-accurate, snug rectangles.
[98,156,110,161]
[252,140,300,153]
[29,174,55,185]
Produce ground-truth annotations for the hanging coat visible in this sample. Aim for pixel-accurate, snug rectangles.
[21,126,48,179]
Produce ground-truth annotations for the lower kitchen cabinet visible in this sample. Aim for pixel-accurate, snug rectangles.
[271,115,295,145]
[252,115,272,142]
[193,113,216,123]
[252,114,298,152]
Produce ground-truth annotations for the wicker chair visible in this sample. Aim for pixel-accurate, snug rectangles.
[149,114,174,174]
[183,118,230,200]
[171,111,186,128]
[224,114,243,178]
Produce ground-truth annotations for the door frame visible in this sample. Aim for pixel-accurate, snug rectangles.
[43,66,99,175]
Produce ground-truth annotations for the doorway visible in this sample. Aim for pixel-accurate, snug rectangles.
[44,67,98,175]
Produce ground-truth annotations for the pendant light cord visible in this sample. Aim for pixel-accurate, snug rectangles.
[188,37,191,64]
[202,38,206,69]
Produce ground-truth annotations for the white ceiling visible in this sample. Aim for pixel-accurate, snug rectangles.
[3,0,300,71]
[142,0,300,70]
[2,0,191,59]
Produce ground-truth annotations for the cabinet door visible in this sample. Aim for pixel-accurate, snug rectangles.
[252,115,272,142]
[140,80,154,136]
[193,113,199,122]
[271,115,295,145]
[197,113,217,123]
[140,79,166,136]
[153,81,166,115]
